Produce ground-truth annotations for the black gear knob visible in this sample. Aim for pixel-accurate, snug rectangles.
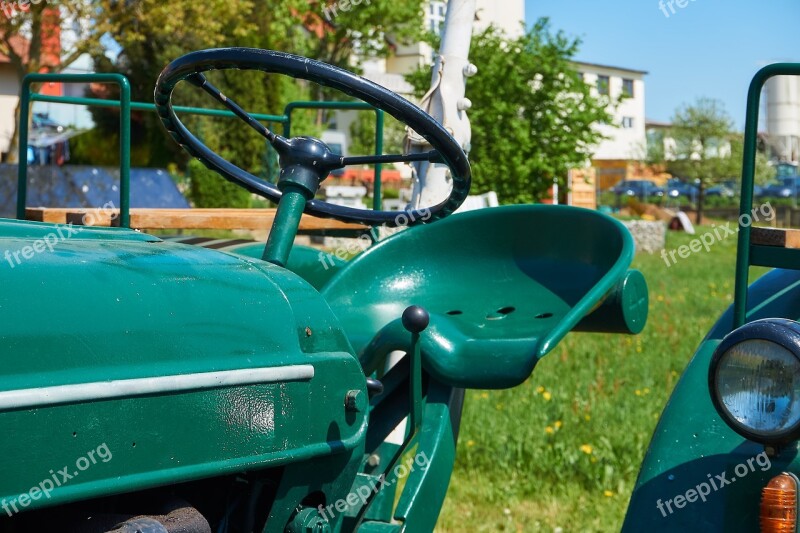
[402,305,430,334]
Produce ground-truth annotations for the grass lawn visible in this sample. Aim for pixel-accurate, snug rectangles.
[436,225,767,532]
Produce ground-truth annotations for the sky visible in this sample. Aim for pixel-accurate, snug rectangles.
[524,0,800,129]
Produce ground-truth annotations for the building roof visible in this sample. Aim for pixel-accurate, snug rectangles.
[572,60,648,76]
[645,119,672,128]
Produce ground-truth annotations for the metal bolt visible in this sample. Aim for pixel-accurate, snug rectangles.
[288,508,332,533]
[367,454,381,467]
[345,390,365,412]
[305,327,312,337]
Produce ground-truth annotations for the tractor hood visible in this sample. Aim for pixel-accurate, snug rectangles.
[0,219,366,512]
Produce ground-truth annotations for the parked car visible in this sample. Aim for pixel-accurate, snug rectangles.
[705,180,738,198]
[609,179,664,201]
[666,178,698,202]
[759,176,800,199]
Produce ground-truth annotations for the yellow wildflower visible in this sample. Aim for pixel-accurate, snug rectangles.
[480,392,489,399]
[545,426,554,434]
[580,444,593,455]
[635,389,642,396]
[467,440,475,447]
[554,420,562,429]
[543,391,552,401]
[536,386,545,394]
[604,490,614,497]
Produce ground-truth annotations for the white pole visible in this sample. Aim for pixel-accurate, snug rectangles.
[408,0,477,209]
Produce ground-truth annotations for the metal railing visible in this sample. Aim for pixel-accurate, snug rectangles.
[734,63,800,327]
[16,73,386,227]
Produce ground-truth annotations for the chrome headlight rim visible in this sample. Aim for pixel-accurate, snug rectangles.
[708,318,800,445]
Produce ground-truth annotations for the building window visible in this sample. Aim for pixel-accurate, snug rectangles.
[597,75,610,96]
[622,78,634,97]
[621,116,634,129]
[428,1,446,35]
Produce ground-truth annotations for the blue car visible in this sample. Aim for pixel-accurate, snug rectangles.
[610,179,665,201]
[666,178,699,202]
[759,176,800,199]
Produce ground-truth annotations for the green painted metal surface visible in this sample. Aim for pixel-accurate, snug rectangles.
[229,243,346,290]
[623,268,800,531]
[323,204,647,389]
[263,187,311,266]
[18,74,132,227]
[734,63,800,327]
[0,218,367,513]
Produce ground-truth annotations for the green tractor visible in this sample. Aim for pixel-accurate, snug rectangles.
[0,48,649,532]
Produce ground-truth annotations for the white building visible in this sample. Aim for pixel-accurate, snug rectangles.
[0,53,20,158]
[765,75,800,164]
[573,61,648,187]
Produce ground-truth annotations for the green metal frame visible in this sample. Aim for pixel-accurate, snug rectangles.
[734,63,800,327]
[15,73,387,226]
[18,73,132,226]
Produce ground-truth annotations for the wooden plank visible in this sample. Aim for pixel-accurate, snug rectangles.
[25,208,367,232]
[751,226,800,249]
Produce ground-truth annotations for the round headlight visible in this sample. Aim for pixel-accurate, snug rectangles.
[709,318,800,445]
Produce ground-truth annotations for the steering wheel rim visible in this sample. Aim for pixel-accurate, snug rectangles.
[154,48,471,226]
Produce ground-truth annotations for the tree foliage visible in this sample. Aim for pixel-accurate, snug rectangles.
[0,0,104,161]
[408,19,613,204]
[91,0,324,206]
[307,0,425,68]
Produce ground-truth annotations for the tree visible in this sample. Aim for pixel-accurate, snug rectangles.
[663,98,772,222]
[726,133,775,190]
[407,19,614,204]
[92,0,321,207]
[298,0,426,126]
[0,0,104,161]
[308,0,425,69]
[666,98,733,223]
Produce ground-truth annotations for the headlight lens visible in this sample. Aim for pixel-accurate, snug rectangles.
[710,319,800,444]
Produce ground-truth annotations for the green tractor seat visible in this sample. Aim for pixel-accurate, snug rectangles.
[322,205,648,389]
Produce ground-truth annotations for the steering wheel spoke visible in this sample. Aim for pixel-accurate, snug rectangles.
[339,150,443,167]
[186,72,289,152]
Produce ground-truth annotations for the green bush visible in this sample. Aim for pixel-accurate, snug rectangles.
[187,158,251,208]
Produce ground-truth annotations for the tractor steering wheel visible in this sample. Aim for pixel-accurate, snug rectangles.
[154,48,471,226]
